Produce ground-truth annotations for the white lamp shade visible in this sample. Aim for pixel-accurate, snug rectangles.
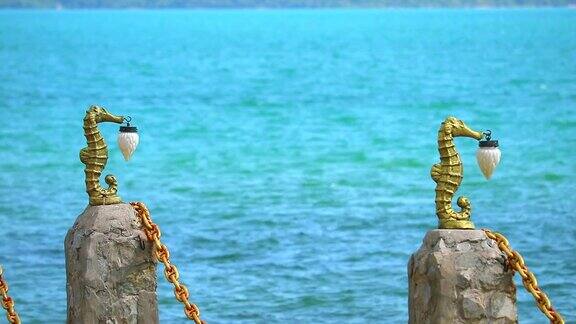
[476,146,501,180]
[118,132,139,161]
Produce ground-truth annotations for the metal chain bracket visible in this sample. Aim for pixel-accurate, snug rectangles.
[0,266,21,324]
[131,202,206,324]
[483,229,564,324]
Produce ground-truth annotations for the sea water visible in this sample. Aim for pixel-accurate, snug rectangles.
[0,8,575,323]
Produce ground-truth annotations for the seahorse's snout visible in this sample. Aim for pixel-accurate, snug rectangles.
[89,105,124,124]
[451,119,483,140]
[99,109,124,124]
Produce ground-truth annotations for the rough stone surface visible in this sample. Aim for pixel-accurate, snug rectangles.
[408,229,517,324]
[65,203,158,324]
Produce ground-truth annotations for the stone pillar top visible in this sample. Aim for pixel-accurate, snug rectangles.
[65,203,158,324]
[408,229,517,324]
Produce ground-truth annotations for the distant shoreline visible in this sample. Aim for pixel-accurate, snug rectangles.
[1,5,575,10]
[2,0,576,10]
[3,0,575,9]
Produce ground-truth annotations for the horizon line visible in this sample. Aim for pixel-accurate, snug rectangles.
[1,5,575,10]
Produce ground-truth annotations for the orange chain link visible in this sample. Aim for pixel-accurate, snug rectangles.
[131,202,205,324]
[0,266,21,324]
[483,229,564,324]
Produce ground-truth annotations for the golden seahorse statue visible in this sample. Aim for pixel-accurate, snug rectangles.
[431,117,483,229]
[80,105,125,205]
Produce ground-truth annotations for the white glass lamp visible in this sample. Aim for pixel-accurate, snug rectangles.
[118,116,139,161]
[476,130,501,180]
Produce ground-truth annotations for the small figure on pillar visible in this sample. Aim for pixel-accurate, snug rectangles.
[79,105,139,205]
[430,117,500,229]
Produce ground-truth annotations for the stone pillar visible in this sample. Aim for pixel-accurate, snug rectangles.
[408,229,517,324]
[65,203,158,324]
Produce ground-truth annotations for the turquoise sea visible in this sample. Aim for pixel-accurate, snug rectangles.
[0,8,575,323]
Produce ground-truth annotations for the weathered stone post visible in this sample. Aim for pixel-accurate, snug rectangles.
[65,203,158,324]
[408,229,517,323]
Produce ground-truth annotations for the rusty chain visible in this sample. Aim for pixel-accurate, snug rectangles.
[131,202,205,324]
[0,266,21,324]
[483,229,564,324]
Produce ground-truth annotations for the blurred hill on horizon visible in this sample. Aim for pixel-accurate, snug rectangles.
[2,0,575,9]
